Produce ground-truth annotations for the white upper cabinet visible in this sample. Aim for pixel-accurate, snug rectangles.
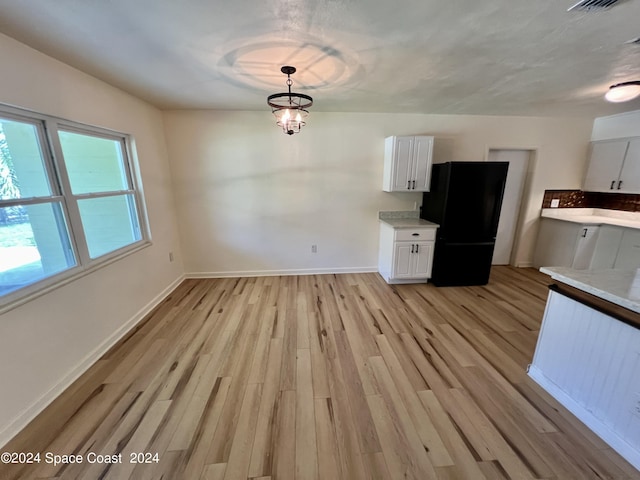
[382,135,434,192]
[583,138,640,193]
[618,139,640,193]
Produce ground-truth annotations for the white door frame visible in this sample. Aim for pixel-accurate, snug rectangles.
[485,147,536,266]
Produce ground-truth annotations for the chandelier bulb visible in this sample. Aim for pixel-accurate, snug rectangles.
[267,66,313,135]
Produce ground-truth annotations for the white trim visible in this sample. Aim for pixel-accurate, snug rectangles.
[528,366,640,472]
[0,274,185,449]
[186,266,378,279]
[385,278,429,284]
[515,261,533,268]
[0,241,152,314]
[0,102,151,308]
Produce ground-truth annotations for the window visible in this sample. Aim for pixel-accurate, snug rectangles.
[0,106,148,305]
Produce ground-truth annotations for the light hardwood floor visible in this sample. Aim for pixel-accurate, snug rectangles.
[2,267,639,479]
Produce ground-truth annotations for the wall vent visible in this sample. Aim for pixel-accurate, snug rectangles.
[567,0,620,11]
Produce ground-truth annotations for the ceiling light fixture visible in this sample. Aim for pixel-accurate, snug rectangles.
[267,66,313,135]
[605,81,640,103]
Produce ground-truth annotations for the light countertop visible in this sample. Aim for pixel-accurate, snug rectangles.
[378,210,439,228]
[540,266,640,314]
[541,208,640,230]
[380,218,439,228]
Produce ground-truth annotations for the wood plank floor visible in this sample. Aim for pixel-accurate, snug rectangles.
[2,266,639,479]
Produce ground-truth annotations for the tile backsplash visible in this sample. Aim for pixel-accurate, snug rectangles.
[542,190,640,212]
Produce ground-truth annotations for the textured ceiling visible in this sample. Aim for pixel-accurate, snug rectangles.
[1,0,640,117]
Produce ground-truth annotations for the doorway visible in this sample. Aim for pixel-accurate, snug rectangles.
[487,149,531,265]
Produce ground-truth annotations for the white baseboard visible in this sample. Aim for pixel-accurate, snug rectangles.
[514,261,534,268]
[186,266,379,279]
[528,366,640,471]
[0,274,185,449]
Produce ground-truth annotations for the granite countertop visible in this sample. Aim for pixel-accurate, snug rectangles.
[540,266,640,314]
[541,208,640,229]
[380,217,439,228]
[378,210,439,228]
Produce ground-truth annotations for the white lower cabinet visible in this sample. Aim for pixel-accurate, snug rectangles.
[534,218,640,270]
[378,222,437,284]
[393,241,433,279]
[533,218,600,269]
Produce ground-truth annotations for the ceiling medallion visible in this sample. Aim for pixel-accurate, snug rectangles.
[605,81,640,103]
[267,66,313,135]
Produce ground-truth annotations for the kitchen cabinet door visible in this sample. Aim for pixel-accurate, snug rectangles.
[413,241,434,278]
[392,243,414,278]
[590,225,624,269]
[392,241,433,279]
[412,136,434,191]
[583,141,628,192]
[614,229,640,270]
[382,135,434,192]
[618,139,640,193]
[572,226,600,270]
[389,136,415,191]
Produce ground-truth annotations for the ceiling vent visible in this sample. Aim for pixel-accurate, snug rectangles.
[567,0,620,11]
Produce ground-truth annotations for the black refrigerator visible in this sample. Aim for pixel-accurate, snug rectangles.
[420,161,509,286]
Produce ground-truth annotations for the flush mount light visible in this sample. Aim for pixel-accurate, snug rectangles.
[605,81,640,103]
[267,66,313,135]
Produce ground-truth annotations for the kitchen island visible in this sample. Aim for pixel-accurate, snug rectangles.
[530,266,640,471]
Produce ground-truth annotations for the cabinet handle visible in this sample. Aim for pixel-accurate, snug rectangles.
[610,180,615,190]
[412,233,419,236]
[412,180,416,189]
[411,244,415,253]
[407,180,411,190]
[582,228,587,238]
[416,244,419,253]
[618,180,623,190]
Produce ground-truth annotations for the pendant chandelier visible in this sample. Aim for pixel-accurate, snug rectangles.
[267,66,313,135]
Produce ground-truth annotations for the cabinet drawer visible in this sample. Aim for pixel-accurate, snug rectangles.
[395,228,436,242]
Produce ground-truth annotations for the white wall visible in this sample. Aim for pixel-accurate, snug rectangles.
[0,29,597,447]
[592,109,640,140]
[164,110,593,271]
[0,33,184,446]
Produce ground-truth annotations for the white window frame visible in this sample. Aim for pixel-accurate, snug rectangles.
[0,104,151,311]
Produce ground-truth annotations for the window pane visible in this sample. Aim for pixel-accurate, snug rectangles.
[78,194,141,259]
[59,131,129,194]
[0,203,76,296]
[0,118,51,199]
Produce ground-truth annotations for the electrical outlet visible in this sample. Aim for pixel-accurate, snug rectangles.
[311,244,317,253]
[550,199,560,208]
[169,251,174,262]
